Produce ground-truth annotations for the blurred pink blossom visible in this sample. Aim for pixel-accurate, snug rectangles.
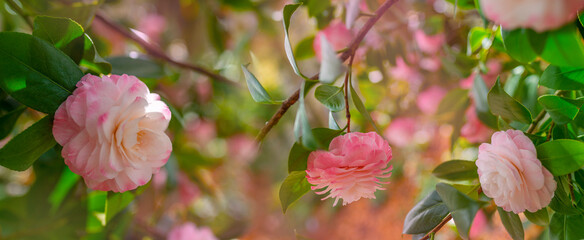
[185,119,217,146]
[390,57,423,85]
[227,134,259,164]
[384,117,417,147]
[53,74,172,192]
[460,60,501,89]
[416,86,447,115]
[469,210,487,239]
[137,14,166,44]
[480,0,584,32]
[461,105,493,143]
[167,222,217,240]
[91,19,125,55]
[414,30,445,54]
[178,172,200,206]
[306,132,392,206]
[476,130,556,213]
[313,21,354,60]
[419,56,441,72]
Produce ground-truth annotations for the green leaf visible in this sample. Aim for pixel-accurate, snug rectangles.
[107,56,164,79]
[403,190,450,234]
[0,106,26,140]
[49,167,80,213]
[282,4,306,78]
[549,213,584,240]
[328,111,340,130]
[279,171,312,213]
[307,0,331,17]
[540,65,584,90]
[350,83,381,135]
[436,182,481,240]
[81,34,111,75]
[318,35,345,84]
[287,128,343,172]
[488,78,532,124]
[538,95,582,124]
[536,139,584,176]
[294,36,315,60]
[294,83,317,150]
[0,116,56,171]
[524,208,550,226]
[467,27,489,54]
[0,32,83,113]
[550,175,584,215]
[538,24,584,68]
[105,191,135,223]
[471,74,498,128]
[33,16,85,64]
[241,64,274,104]
[315,85,345,112]
[501,28,537,63]
[44,1,101,29]
[432,160,479,181]
[497,207,524,240]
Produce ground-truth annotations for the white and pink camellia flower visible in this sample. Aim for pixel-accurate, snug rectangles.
[306,132,392,206]
[476,130,556,213]
[479,0,584,32]
[53,74,172,192]
[167,222,217,240]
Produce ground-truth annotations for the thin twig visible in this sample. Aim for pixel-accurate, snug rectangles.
[93,12,237,85]
[420,214,453,240]
[344,53,356,132]
[526,110,546,134]
[255,0,399,141]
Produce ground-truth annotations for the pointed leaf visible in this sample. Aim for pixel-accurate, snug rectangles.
[538,24,584,68]
[432,160,478,181]
[350,83,381,135]
[436,183,481,240]
[549,213,584,240]
[524,208,549,226]
[279,171,312,213]
[403,190,450,234]
[538,95,581,124]
[328,111,340,130]
[540,65,584,90]
[488,78,532,124]
[81,34,111,74]
[33,16,85,64]
[241,65,274,103]
[536,139,584,176]
[318,35,345,84]
[315,85,345,112]
[282,4,306,78]
[0,116,57,171]
[501,28,537,63]
[497,207,524,240]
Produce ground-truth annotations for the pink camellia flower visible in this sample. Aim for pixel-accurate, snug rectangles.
[53,74,172,192]
[461,105,493,143]
[313,20,354,60]
[476,130,556,213]
[414,30,445,54]
[167,222,217,240]
[479,0,584,32]
[384,117,417,147]
[416,86,447,115]
[306,132,392,206]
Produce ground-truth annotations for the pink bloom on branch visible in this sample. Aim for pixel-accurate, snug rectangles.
[167,222,218,240]
[416,86,447,115]
[306,132,393,206]
[476,130,556,213]
[414,30,445,54]
[313,21,354,60]
[53,74,172,192]
[461,105,493,143]
[479,0,584,32]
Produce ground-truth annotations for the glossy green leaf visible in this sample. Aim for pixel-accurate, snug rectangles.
[497,208,524,240]
[282,4,306,78]
[0,106,25,140]
[467,27,488,54]
[549,213,584,240]
[501,28,537,63]
[288,128,343,172]
[432,160,478,181]
[538,95,581,124]
[80,34,111,75]
[315,85,345,112]
[471,74,498,128]
[318,35,345,84]
[537,139,584,176]
[328,111,340,130]
[0,116,56,171]
[403,190,450,234]
[350,83,381,135]
[33,16,85,64]
[294,83,317,150]
[539,24,584,68]
[540,65,584,90]
[488,78,532,124]
[524,208,549,226]
[549,175,584,215]
[107,56,164,79]
[49,167,80,213]
[0,32,83,113]
[105,191,135,223]
[279,171,312,213]
[241,64,274,104]
[436,182,481,240]
[294,35,316,60]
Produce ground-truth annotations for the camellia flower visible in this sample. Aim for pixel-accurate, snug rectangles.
[167,222,217,240]
[476,130,556,213]
[306,132,393,206]
[53,74,172,192]
[479,0,584,32]
[460,105,493,143]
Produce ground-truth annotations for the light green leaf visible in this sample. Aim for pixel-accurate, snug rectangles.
[33,16,85,64]
[81,34,111,75]
[294,35,316,60]
[432,160,478,181]
[536,139,584,176]
[315,85,345,112]
[350,83,381,135]
[0,116,56,171]
[282,4,306,78]
[549,213,584,240]
[540,65,584,90]
[501,28,537,63]
[538,24,584,68]
[488,78,532,124]
[105,191,135,223]
[328,111,340,130]
[538,95,582,124]
[294,83,317,150]
[49,167,80,213]
[318,35,345,84]
[467,27,488,54]
[241,64,274,103]
[497,207,524,240]
[279,171,312,213]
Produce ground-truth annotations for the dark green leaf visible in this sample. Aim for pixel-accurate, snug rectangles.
[549,175,584,215]
[241,65,274,104]
[315,85,345,112]
[549,213,584,240]
[403,190,450,234]
[318,35,345,84]
[33,16,85,64]
[471,74,498,128]
[524,208,549,226]
[350,83,381,135]
[536,139,584,176]
[279,171,312,213]
[294,36,315,60]
[436,182,481,240]
[538,95,581,124]
[540,65,584,90]
[488,78,532,124]
[432,160,478,181]
[501,28,537,63]
[0,32,83,113]
[497,207,524,240]
[0,106,25,140]
[0,116,56,171]
[106,56,164,79]
[81,34,111,75]
[288,128,343,172]
[105,191,135,223]
[538,24,584,68]
[283,4,306,78]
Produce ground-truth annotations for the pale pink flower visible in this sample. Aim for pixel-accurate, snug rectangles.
[53,74,172,192]
[416,86,447,115]
[384,117,417,147]
[479,0,584,32]
[306,132,392,206]
[185,119,216,146]
[137,14,166,44]
[390,57,423,86]
[419,56,442,72]
[313,21,354,60]
[227,134,258,164]
[461,105,493,143]
[167,222,217,240]
[414,30,445,54]
[476,130,556,213]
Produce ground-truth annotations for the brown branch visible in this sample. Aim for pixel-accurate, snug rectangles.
[526,109,546,134]
[344,53,356,133]
[420,214,453,240]
[93,12,237,86]
[255,0,399,141]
